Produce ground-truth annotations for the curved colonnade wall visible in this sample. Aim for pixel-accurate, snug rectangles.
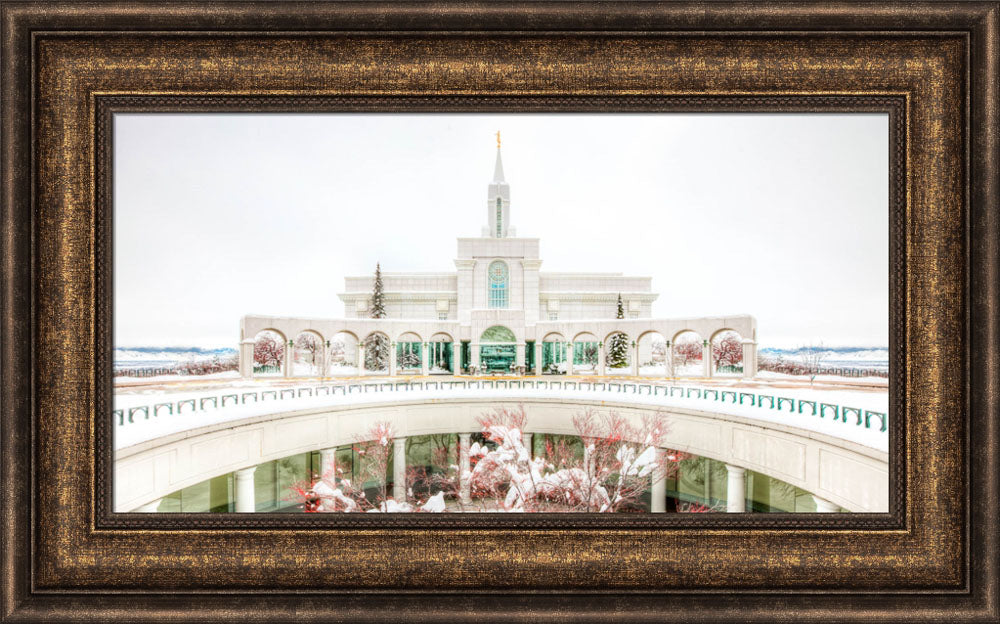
[238,313,759,378]
[115,396,887,513]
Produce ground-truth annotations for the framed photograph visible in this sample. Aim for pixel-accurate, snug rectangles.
[111,111,891,522]
[2,2,997,622]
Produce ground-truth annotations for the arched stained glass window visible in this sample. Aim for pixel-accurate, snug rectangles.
[496,197,503,237]
[488,260,508,309]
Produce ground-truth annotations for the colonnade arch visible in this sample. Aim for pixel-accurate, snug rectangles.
[328,331,360,375]
[603,330,632,374]
[636,330,667,377]
[428,332,455,374]
[541,331,569,374]
[478,326,517,374]
[292,330,324,377]
[251,329,287,376]
[570,331,600,375]
[395,331,423,373]
[238,315,758,379]
[672,330,707,378]
[362,331,391,374]
[710,329,745,377]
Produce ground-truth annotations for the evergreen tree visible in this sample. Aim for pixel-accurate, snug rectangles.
[607,294,630,368]
[370,263,386,319]
[365,263,390,371]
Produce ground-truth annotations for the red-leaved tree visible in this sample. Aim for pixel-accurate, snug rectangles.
[254,332,284,368]
[673,340,703,366]
[712,333,743,369]
[468,406,680,512]
[290,407,687,514]
[288,422,450,513]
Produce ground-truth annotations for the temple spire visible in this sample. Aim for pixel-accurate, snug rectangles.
[493,133,505,182]
[485,133,511,238]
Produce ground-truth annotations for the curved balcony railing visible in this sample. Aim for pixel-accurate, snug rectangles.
[114,379,888,434]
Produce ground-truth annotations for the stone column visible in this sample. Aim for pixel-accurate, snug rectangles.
[702,340,713,377]
[357,343,366,376]
[235,467,256,513]
[664,341,673,378]
[239,339,255,378]
[813,496,840,513]
[704,458,713,504]
[455,342,464,374]
[566,342,575,375]
[741,338,758,379]
[283,340,293,377]
[650,449,667,513]
[516,342,525,373]
[725,464,746,512]
[320,340,329,378]
[470,342,480,373]
[133,498,162,513]
[522,431,533,458]
[392,437,407,502]
[459,433,472,505]
[420,342,429,376]
[597,342,606,376]
[389,342,397,377]
[534,342,543,376]
[319,447,337,480]
[632,341,640,376]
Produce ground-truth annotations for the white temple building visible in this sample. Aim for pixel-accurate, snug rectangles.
[239,136,757,378]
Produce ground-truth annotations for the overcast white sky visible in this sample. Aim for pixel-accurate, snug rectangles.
[114,113,888,350]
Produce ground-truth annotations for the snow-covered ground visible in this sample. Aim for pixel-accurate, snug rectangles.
[673,363,703,376]
[114,370,242,385]
[759,347,889,371]
[114,347,236,369]
[114,381,888,453]
[756,370,888,386]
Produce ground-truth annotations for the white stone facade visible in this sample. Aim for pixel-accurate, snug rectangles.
[338,146,666,330]
[240,143,758,378]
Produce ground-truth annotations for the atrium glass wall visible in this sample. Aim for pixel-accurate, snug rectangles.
[664,455,730,512]
[158,473,234,512]
[335,446,396,502]
[428,341,452,373]
[460,341,471,373]
[480,344,515,373]
[661,456,828,512]
[479,326,516,373]
[573,341,600,368]
[532,433,585,463]
[525,340,536,371]
[744,471,823,512]
[405,434,458,499]
[152,447,845,513]
[542,341,568,374]
[156,451,320,513]
[396,341,422,371]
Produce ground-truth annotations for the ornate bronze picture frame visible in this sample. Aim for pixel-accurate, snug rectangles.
[1,1,997,621]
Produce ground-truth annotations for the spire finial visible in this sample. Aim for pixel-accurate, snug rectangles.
[496,130,501,149]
